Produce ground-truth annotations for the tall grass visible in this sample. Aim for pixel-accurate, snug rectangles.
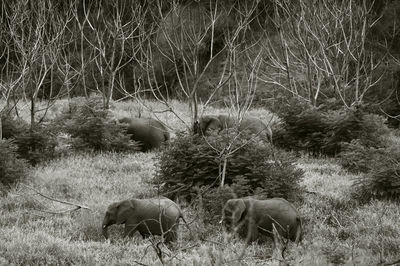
[1,99,399,265]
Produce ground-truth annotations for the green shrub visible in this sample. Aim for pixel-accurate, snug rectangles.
[154,132,304,202]
[0,140,29,188]
[0,113,28,139]
[339,140,389,173]
[274,105,329,155]
[323,109,389,155]
[198,186,237,223]
[14,126,58,166]
[275,104,389,156]
[353,163,400,203]
[55,97,140,152]
[352,145,400,202]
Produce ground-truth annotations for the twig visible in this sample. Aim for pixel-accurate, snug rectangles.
[133,261,148,266]
[379,258,400,266]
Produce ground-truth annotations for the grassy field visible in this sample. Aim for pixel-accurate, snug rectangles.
[1,100,399,265]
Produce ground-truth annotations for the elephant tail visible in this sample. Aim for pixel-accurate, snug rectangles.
[294,216,303,244]
[164,131,170,142]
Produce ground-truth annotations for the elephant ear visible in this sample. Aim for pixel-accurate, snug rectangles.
[202,116,221,133]
[228,199,246,225]
[116,200,135,224]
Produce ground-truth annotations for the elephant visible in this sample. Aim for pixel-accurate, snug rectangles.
[221,197,302,244]
[118,117,170,152]
[102,197,185,243]
[194,114,272,142]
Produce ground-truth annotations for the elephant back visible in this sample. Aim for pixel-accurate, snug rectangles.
[262,198,301,241]
[142,198,181,221]
[121,117,169,151]
[239,117,271,137]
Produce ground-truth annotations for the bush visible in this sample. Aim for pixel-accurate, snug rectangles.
[339,140,379,173]
[0,140,29,188]
[323,109,389,155]
[13,126,58,166]
[0,113,28,139]
[55,97,140,152]
[154,132,304,203]
[274,104,389,156]
[274,106,328,155]
[198,186,237,223]
[351,145,400,202]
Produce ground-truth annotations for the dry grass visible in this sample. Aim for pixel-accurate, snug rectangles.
[1,99,399,265]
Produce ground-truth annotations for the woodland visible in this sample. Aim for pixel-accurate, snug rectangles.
[1,0,400,265]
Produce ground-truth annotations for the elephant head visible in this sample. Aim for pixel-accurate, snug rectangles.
[194,115,224,135]
[221,198,246,230]
[102,200,134,239]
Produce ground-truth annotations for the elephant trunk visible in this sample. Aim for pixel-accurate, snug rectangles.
[102,224,109,239]
[102,215,112,239]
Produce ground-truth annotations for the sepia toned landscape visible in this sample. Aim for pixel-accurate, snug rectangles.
[1,1,400,265]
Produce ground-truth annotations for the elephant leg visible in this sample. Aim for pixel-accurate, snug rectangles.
[244,220,259,244]
[164,228,178,243]
[140,232,150,239]
[124,225,137,238]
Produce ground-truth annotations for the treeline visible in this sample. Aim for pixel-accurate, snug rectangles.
[0,0,399,126]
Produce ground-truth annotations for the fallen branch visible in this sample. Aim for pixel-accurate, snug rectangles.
[23,185,91,211]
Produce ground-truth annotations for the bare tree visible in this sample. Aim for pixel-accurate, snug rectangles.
[259,0,386,108]
[5,0,72,130]
[80,1,142,109]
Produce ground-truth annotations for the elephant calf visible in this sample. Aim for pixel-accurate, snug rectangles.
[194,114,272,142]
[221,197,302,243]
[118,117,170,152]
[102,197,184,243]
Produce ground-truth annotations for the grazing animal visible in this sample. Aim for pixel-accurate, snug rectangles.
[102,197,184,243]
[118,117,170,151]
[194,114,272,142]
[221,197,302,243]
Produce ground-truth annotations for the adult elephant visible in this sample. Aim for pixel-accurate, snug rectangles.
[221,197,302,244]
[194,114,272,142]
[118,117,170,152]
[102,197,185,243]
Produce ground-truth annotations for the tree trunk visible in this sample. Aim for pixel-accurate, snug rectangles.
[0,117,2,140]
[30,96,35,131]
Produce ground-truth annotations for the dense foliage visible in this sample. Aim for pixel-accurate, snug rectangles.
[1,112,57,166]
[339,140,382,174]
[352,145,400,202]
[13,126,58,166]
[339,138,400,202]
[154,132,304,204]
[0,114,28,139]
[55,98,140,152]
[274,104,389,156]
[0,140,29,188]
